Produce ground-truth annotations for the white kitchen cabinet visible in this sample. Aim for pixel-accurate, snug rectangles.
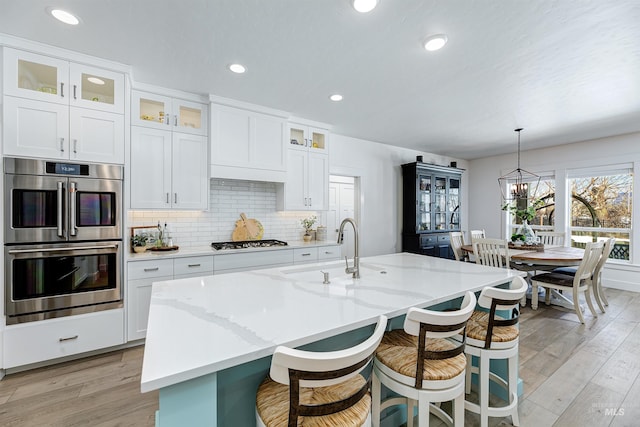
[132,90,207,136]
[318,245,342,261]
[127,258,174,341]
[277,149,329,211]
[210,103,286,182]
[130,126,208,210]
[288,123,329,154]
[2,47,125,163]
[293,247,319,264]
[127,256,212,341]
[3,309,125,369]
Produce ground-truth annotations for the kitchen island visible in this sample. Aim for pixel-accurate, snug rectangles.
[141,252,522,427]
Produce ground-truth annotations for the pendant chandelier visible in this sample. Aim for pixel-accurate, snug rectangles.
[498,128,540,201]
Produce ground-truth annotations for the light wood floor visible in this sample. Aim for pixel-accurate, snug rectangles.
[0,288,639,427]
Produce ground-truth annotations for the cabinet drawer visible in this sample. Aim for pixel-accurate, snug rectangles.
[318,246,341,260]
[128,259,174,280]
[438,235,450,243]
[293,247,319,263]
[420,235,437,247]
[3,309,124,368]
[174,256,214,277]
[215,249,293,272]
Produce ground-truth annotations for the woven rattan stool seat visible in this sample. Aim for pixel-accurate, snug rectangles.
[256,375,370,427]
[466,310,519,344]
[376,329,467,381]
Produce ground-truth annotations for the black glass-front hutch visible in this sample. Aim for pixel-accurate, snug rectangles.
[402,162,463,259]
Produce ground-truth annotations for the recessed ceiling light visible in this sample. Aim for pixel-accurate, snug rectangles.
[329,94,343,102]
[87,77,105,85]
[424,34,448,51]
[352,0,378,13]
[48,8,80,25]
[228,64,246,74]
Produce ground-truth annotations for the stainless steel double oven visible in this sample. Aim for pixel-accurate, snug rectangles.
[4,157,123,324]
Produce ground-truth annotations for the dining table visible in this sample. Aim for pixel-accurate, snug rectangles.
[461,244,585,309]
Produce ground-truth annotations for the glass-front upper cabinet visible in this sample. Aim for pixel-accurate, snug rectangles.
[131,90,207,135]
[4,48,69,104]
[418,173,431,231]
[288,124,328,153]
[3,48,124,114]
[69,64,124,113]
[449,177,460,229]
[402,162,463,234]
[434,176,448,231]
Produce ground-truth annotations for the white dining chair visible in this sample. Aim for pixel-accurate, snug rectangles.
[531,241,604,324]
[536,231,565,246]
[553,237,615,313]
[469,229,486,243]
[450,231,467,262]
[472,238,510,269]
[256,315,388,427]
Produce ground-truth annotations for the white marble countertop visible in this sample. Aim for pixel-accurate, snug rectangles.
[128,240,340,261]
[140,252,522,392]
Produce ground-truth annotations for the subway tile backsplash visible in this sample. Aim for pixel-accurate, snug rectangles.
[128,179,323,247]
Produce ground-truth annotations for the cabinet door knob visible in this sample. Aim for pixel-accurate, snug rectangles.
[73,84,77,100]
[73,139,77,154]
[174,193,178,204]
[166,193,170,204]
[174,115,178,126]
[60,137,65,153]
[60,82,64,98]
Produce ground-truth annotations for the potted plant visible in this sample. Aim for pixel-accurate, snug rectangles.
[131,233,149,253]
[502,199,543,244]
[300,215,317,242]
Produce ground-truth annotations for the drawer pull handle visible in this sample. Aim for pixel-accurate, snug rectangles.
[301,253,311,256]
[325,251,333,254]
[59,335,78,342]
[144,267,160,272]
[188,264,201,267]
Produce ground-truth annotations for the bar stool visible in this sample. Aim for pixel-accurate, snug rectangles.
[255,315,387,427]
[372,291,476,427]
[464,276,528,427]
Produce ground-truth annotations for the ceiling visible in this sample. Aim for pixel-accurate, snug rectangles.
[1,0,640,160]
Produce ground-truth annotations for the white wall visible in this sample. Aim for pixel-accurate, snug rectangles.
[468,131,640,291]
[330,134,469,257]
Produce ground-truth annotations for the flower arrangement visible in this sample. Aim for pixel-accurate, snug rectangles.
[300,215,317,236]
[501,199,544,222]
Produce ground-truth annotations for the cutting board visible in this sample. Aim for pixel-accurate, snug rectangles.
[232,213,264,241]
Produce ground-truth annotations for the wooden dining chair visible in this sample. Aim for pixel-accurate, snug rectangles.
[531,241,605,324]
[449,231,467,262]
[472,238,510,269]
[536,231,565,246]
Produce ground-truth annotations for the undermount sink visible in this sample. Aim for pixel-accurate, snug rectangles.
[281,261,387,283]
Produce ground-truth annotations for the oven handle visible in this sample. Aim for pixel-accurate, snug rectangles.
[70,181,77,236]
[8,244,119,254]
[57,181,65,238]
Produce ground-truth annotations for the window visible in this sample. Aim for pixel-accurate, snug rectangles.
[568,166,633,261]
[506,176,556,235]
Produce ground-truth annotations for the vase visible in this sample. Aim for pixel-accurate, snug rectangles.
[303,234,312,242]
[517,220,537,244]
